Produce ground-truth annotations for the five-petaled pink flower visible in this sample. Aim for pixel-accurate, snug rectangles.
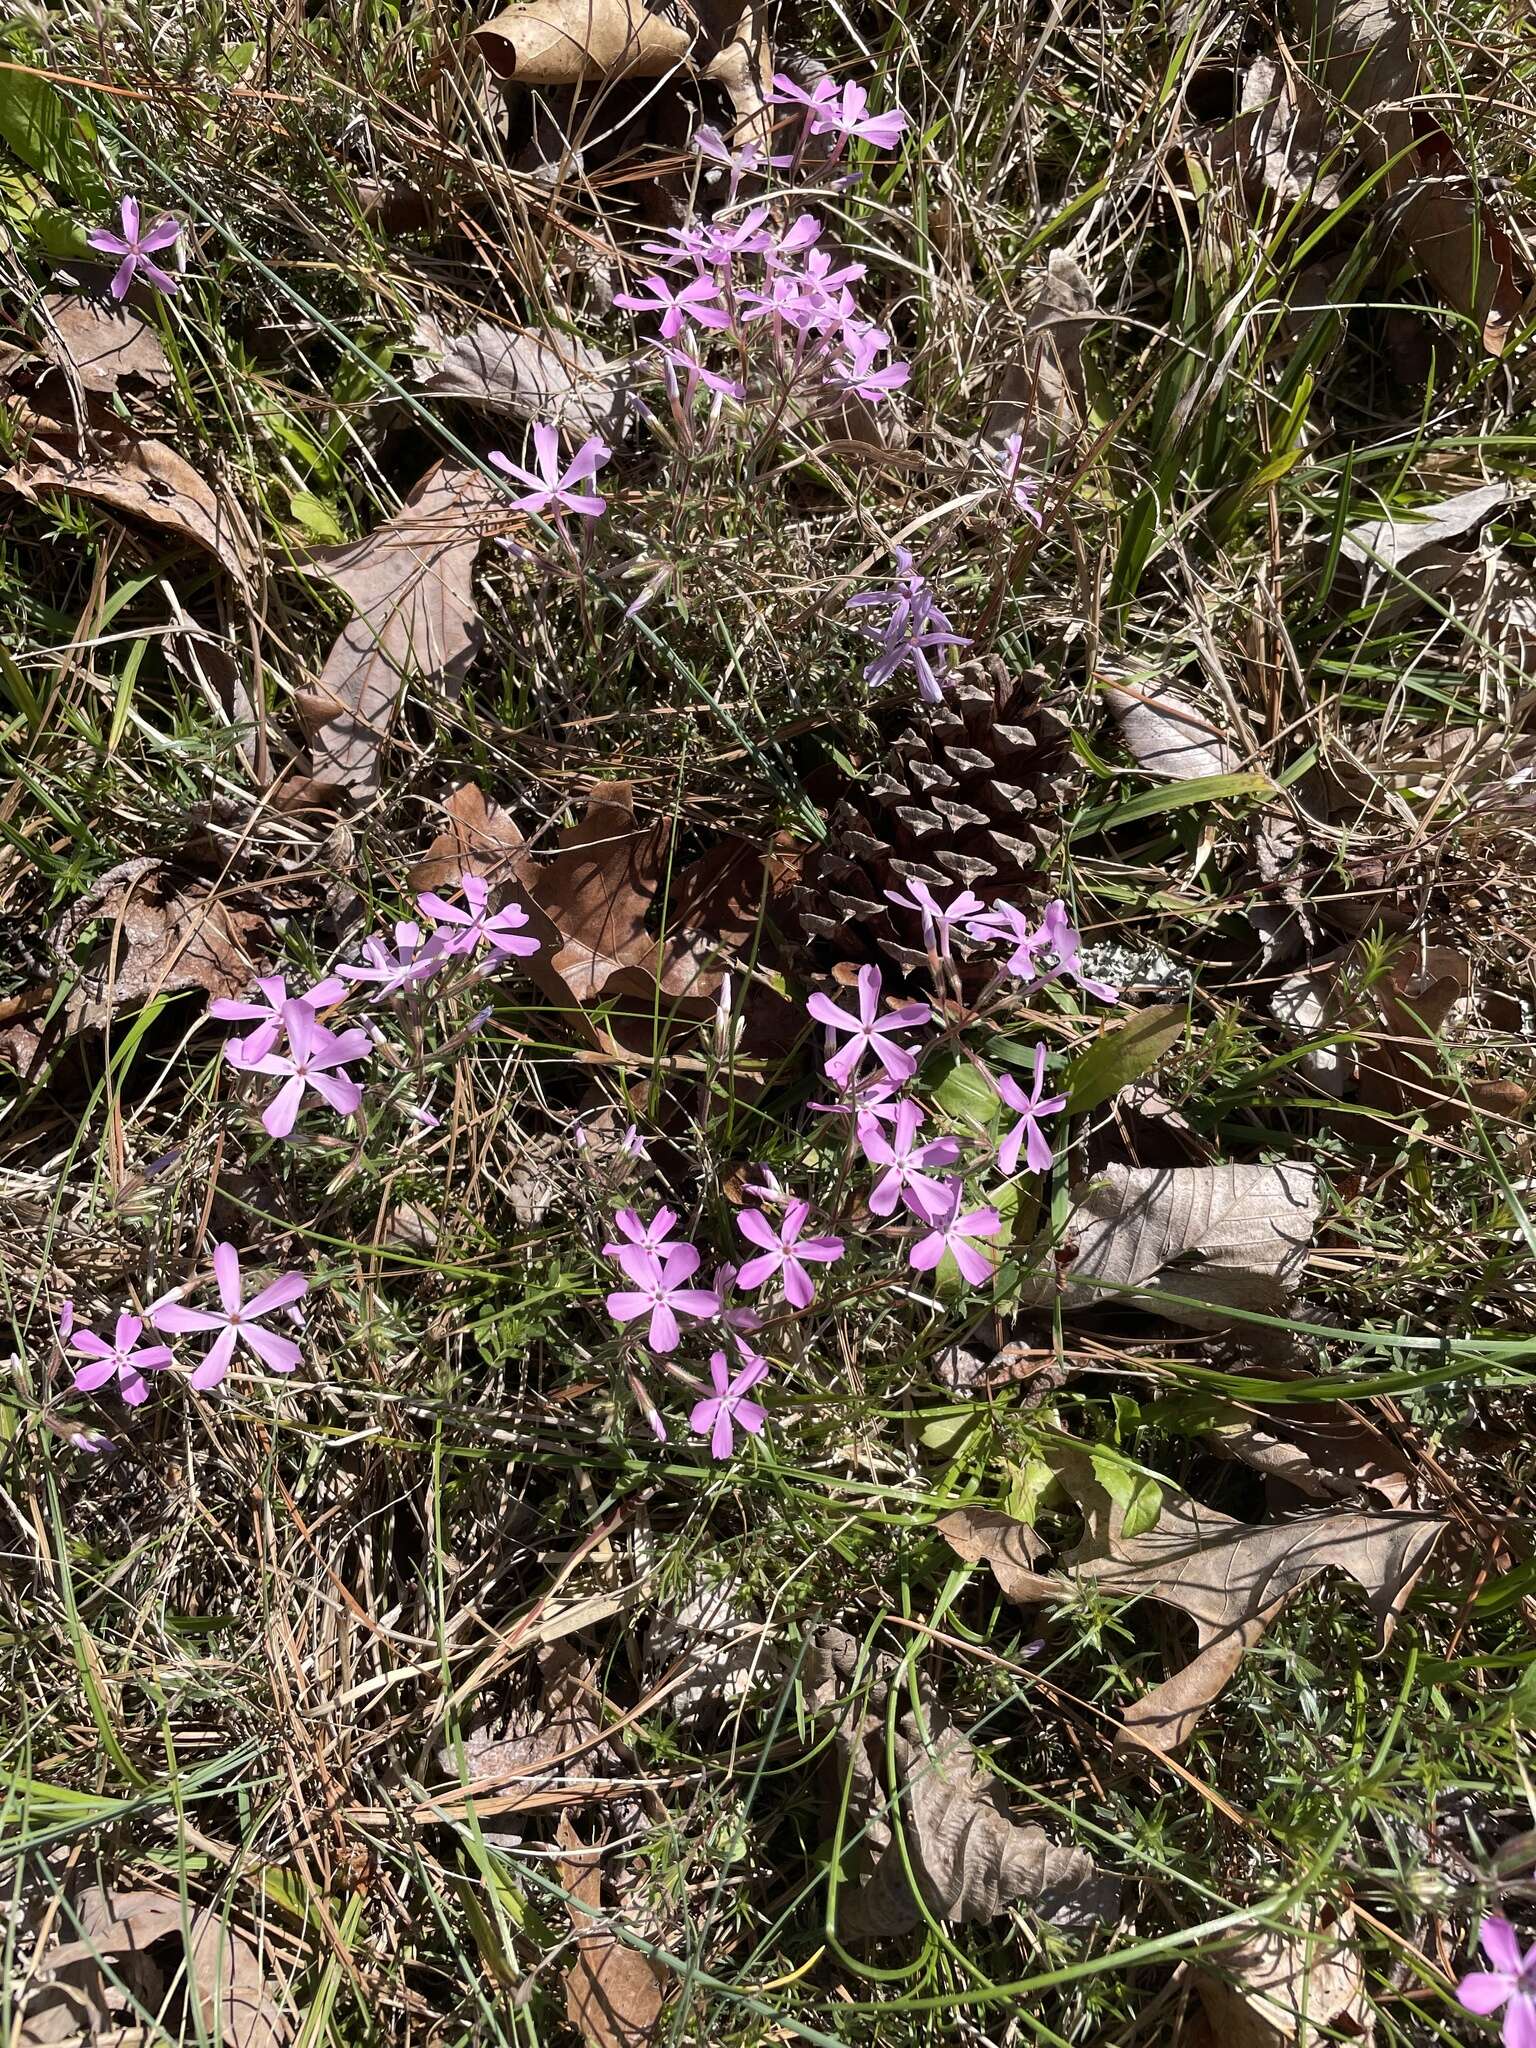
[490,425,609,520]
[88,196,181,300]
[209,971,347,1061]
[994,1046,1067,1176]
[735,1200,844,1310]
[771,73,907,152]
[604,1206,687,1262]
[416,872,541,967]
[1036,899,1120,1002]
[690,1348,770,1459]
[884,879,986,961]
[613,271,731,341]
[224,1000,371,1140]
[1458,1917,1536,2046]
[908,1180,1002,1287]
[856,1099,960,1221]
[69,1312,175,1407]
[152,1244,308,1390]
[339,920,447,999]
[606,1246,718,1352]
[991,432,1043,527]
[807,966,929,1089]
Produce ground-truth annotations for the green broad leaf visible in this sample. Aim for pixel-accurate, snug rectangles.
[1072,770,1273,837]
[931,1053,999,1133]
[1508,1663,1536,1728]
[0,60,107,205]
[1083,1444,1164,1539]
[1004,1454,1064,1525]
[914,1408,977,1458]
[1066,1003,1186,1115]
[289,490,347,543]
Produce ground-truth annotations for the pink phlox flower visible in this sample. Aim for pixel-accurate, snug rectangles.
[224,999,371,1140]
[710,1261,764,1343]
[68,1427,117,1455]
[87,196,180,300]
[56,1297,75,1342]
[639,223,717,272]
[151,1244,308,1390]
[416,871,541,966]
[850,553,972,701]
[736,270,823,332]
[338,920,448,999]
[693,123,793,198]
[964,898,1042,977]
[806,964,930,1088]
[742,1165,789,1204]
[908,1181,1002,1287]
[208,971,348,1062]
[991,432,1043,526]
[690,1348,770,1459]
[765,213,825,266]
[808,1072,903,1121]
[805,79,907,152]
[1036,899,1119,1002]
[69,1311,176,1407]
[847,548,951,639]
[827,326,910,404]
[697,206,774,265]
[653,339,745,403]
[604,1205,688,1264]
[769,72,842,123]
[613,270,731,340]
[490,424,610,519]
[856,1099,961,1221]
[621,1123,649,1159]
[606,1246,719,1352]
[735,1199,843,1310]
[994,1045,1067,1176]
[884,878,986,959]
[799,247,867,296]
[862,613,972,702]
[1457,1917,1536,2045]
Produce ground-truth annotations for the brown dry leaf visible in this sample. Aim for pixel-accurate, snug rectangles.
[1205,1403,1414,1508]
[982,251,1096,461]
[50,855,266,1033]
[1105,677,1245,782]
[409,781,529,892]
[1195,1909,1374,2047]
[1298,0,1528,351]
[806,1627,1116,1938]
[440,1645,617,1840]
[475,0,772,149]
[34,289,172,393]
[555,1816,666,2048]
[410,313,628,436]
[3,402,257,589]
[1339,482,1509,579]
[944,1452,1445,1752]
[1027,1163,1320,1329]
[300,462,499,800]
[1201,56,1346,210]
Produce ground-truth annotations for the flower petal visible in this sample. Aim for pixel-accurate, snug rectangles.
[1483,1921,1526,1978]
[190,1324,238,1391]
[262,1073,306,1139]
[244,1271,309,1319]
[648,1302,681,1352]
[240,1322,302,1374]
[1457,1974,1513,2017]
[213,1242,243,1316]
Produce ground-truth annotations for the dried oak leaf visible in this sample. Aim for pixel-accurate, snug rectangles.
[410,313,628,436]
[1339,482,1509,580]
[1104,677,1245,783]
[1195,1909,1374,2047]
[555,1816,666,2048]
[805,1627,1116,1938]
[1356,943,1527,1131]
[941,1452,1445,1752]
[51,855,266,1033]
[1023,1163,1320,1329]
[1203,1402,1414,1508]
[298,462,500,801]
[1297,0,1527,351]
[3,398,257,589]
[409,781,528,892]
[32,289,173,393]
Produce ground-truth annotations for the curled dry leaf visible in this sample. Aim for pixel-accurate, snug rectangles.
[1297,0,1527,351]
[298,462,500,801]
[1199,56,1346,211]
[555,1815,666,2048]
[644,1572,781,1721]
[982,250,1097,461]
[1195,1908,1374,2048]
[805,1626,1117,1938]
[1022,1162,1320,1329]
[1339,482,1509,580]
[1105,676,1244,783]
[31,288,172,393]
[942,1450,1445,1752]
[1203,1401,1414,1508]
[410,313,629,437]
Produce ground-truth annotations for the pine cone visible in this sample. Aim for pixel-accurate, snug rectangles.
[794,657,1080,974]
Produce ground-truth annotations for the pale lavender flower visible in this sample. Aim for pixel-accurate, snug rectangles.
[56,1297,75,1342]
[991,432,1043,526]
[68,1427,117,1455]
[416,871,541,967]
[604,1206,688,1263]
[908,1180,1002,1287]
[654,339,745,404]
[1457,1917,1536,2045]
[803,79,907,152]
[152,1244,308,1390]
[965,898,1044,978]
[849,550,972,702]
[1036,900,1120,1002]
[735,1200,843,1310]
[884,878,986,960]
[490,425,610,519]
[690,1348,770,1459]
[694,124,793,193]
[769,72,842,124]
[69,1312,175,1407]
[809,1073,903,1122]
[613,270,731,340]
[994,1046,1067,1175]
[338,920,448,999]
[621,1123,649,1160]
[208,971,348,1062]
[806,965,929,1089]
[826,326,910,404]
[88,196,180,299]
[606,1246,718,1352]
[224,1000,371,1140]
[856,1099,960,1221]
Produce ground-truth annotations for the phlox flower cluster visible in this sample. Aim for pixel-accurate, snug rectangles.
[848,548,973,703]
[602,897,1114,1461]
